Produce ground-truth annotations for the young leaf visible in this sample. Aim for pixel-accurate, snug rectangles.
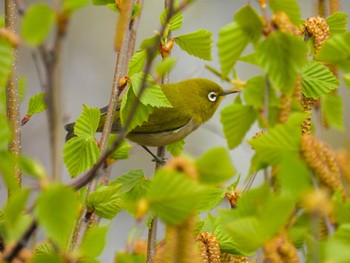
[0,151,20,192]
[147,169,211,225]
[344,73,350,88]
[31,254,65,263]
[155,56,176,78]
[217,22,249,78]
[4,189,30,227]
[269,0,301,25]
[115,253,145,263]
[79,225,108,258]
[248,113,305,166]
[166,139,184,157]
[21,3,55,46]
[63,136,100,178]
[323,224,350,263]
[130,73,172,108]
[239,52,260,66]
[35,184,80,249]
[257,32,307,94]
[196,187,225,213]
[0,39,14,88]
[326,12,348,35]
[243,76,265,109]
[160,8,183,31]
[196,147,235,184]
[74,105,101,138]
[27,92,47,116]
[301,61,339,99]
[63,0,89,13]
[174,29,213,60]
[92,0,114,5]
[19,156,47,180]
[108,135,131,160]
[128,50,147,76]
[221,104,257,149]
[0,113,10,150]
[87,184,123,219]
[322,92,343,131]
[234,5,263,43]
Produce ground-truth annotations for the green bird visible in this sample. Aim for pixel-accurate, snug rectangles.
[65,78,236,147]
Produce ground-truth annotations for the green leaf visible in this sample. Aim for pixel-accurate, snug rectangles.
[323,224,350,263]
[301,61,339,99]
[332,191,350,225]
[243,76,265,109]
[326,12,348,35]
[92,0,114,5]
[160,8,183,31]
[35,184,79,249]
[79,225,108,258]
[115,253,145,263]
[196,147,235,184]
[120,87,153,133]
[196,188,225,213]
[257,32,307,93]
[316,33,350,71]
[131,73,172,108]
[269,0,301,25]
[74,105,101,137]
[4,189,30,227]
[174,29,213,60]
[221,104,257,149]
[128,50,146,76]
[147,169,211,225]
[21,3,55,46]
[63,136,100,178]
[239,52,260,66]
[31,253,65,263]
[27,92,47,116]
[108,135,131,160]
[234,5,263,43]
[217,22,249,78]
[0,39,14,88]
[344,73,350,88]
[0,113,10,150]
[0,151,19,192]
[87,185,123,219]
[248,113,305,166]
[166,139,184,156]
[33,242,56,257]
[63,0,89,12]
[155,56,176,77]
[322,92,343,131]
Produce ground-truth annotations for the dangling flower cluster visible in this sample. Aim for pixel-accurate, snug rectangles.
[278,94,292,124]
[303,16,330,54]
[329,0,341,13]
[300,135,346,198]
[196,232,221,263]
[220,253,249,263]
[271,11,301,36]
[263,234,299,263]
[300,95,316,135]
[335,150,350,186]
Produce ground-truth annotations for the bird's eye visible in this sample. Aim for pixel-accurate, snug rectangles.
[208,92,217,102]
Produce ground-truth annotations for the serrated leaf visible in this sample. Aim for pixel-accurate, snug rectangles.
[218,22,249,78]
[21,3,55,46]
[257,32,307,93]
[155,56,176,77]
[322,92,343,131]
[196,188,225,213]
[326,12,348,35]
[120,87,153,133]
[87,185,123,219]
[128,50,146,76]
[79,225,108,258]
[74,105,101,137]
[147,169,211,225]
[31,254,65,263]
[63,136,100,178]
[221,104,257,149]
[35,184,79,249]
[243,76,265,109]
[0,113,10,150]
[234,5,263,43]
[130,73,172,108]
[4,189,30,227]
[239,52,260,66]
[196,147,235,184]
[301,61,339,99]
[174,29,213,60]
[27,92,47,115]
[160,8,183,31]
[0,39,14,88]
[248,113,305,166]
[269,0,301,25]
[316,33,350,71]
[166,139,184,156]
[108,135,131,160]
[63,0,89,12]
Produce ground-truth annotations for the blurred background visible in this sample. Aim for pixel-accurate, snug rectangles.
[1,0,350,261]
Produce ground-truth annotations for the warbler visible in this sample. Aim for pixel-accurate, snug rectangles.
[65,78,236,146]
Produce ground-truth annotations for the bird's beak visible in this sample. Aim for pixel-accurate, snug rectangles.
[220,90,239,96]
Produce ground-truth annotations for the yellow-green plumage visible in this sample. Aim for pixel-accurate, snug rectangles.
[65,78,234,147]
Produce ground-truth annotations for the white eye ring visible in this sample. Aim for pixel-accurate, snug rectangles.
[208,92,217,102]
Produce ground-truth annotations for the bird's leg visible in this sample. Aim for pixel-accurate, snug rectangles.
[141,145,167,165]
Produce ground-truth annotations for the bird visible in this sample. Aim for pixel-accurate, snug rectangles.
[65,78,236,148]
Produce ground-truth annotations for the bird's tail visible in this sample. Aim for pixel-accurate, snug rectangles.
[64,122,76,141]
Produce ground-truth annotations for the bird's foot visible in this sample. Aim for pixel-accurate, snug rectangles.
[141,145,167,165]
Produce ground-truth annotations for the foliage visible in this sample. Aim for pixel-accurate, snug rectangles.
[1,1,350,263]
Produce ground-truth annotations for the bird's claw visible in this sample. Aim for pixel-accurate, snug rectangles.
[152,156,167,165]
